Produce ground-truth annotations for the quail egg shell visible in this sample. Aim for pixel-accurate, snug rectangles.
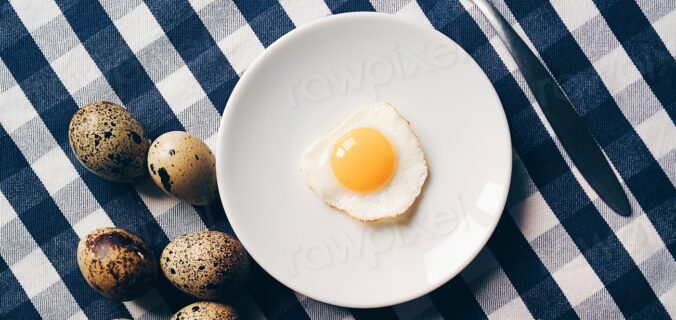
[161,231,249,300]
[69,101,150,182]
[148,131,217,205]
[171,301,239,320]
[77,228,157,301]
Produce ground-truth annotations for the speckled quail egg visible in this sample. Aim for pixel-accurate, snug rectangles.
[69,101,150,182]
[77,228,157,301]
[161,231,249,300]
[147,131,217,205]
[171,301,239,320]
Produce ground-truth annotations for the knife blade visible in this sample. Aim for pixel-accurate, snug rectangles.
[471,0,631,216]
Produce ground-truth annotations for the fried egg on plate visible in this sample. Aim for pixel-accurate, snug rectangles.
[301,102,428,221]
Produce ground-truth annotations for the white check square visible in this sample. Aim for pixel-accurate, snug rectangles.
[156,65,206,114]
[10,248,62,298]
[188,0,217,12]
[616,214,665,265]
[114,4,165,53]
[396,1,435,29]
[9,0,62,33]
[653,10,676,57]
[134,178,180,218]
[67,310,86,320]
[72,208,115,239]
[31,148,79,195]
[550,0,600,32]
[0,85,38,133]
[218,24,265,75]
[489,297,534,320]
[279,0,332,27]
[51,44,103,94]
[509,191,559,242]
[661,284,676,318]
[593,45,643,96]
[0,192,17,229]
[552,254,604,306]
[635,110,676,160]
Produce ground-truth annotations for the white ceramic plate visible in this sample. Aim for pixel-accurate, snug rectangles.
[217,12,511,308]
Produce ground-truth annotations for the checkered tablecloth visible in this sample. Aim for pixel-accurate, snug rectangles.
[1,0,675,319]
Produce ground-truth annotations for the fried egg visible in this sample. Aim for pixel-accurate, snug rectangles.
[301,102,428,221]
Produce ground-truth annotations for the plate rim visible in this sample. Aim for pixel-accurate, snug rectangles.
[217,11,513,308]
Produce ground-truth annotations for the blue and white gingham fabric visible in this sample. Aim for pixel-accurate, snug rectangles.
[1,0,674,319]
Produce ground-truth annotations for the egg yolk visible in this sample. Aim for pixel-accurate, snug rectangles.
[331,127,397,193]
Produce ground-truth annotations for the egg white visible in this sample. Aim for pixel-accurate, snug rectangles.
[301,102,428,221]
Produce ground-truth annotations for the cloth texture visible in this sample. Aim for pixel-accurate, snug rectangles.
[1,0,675,319]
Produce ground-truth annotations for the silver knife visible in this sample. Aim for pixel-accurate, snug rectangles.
[471,0,631,216]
